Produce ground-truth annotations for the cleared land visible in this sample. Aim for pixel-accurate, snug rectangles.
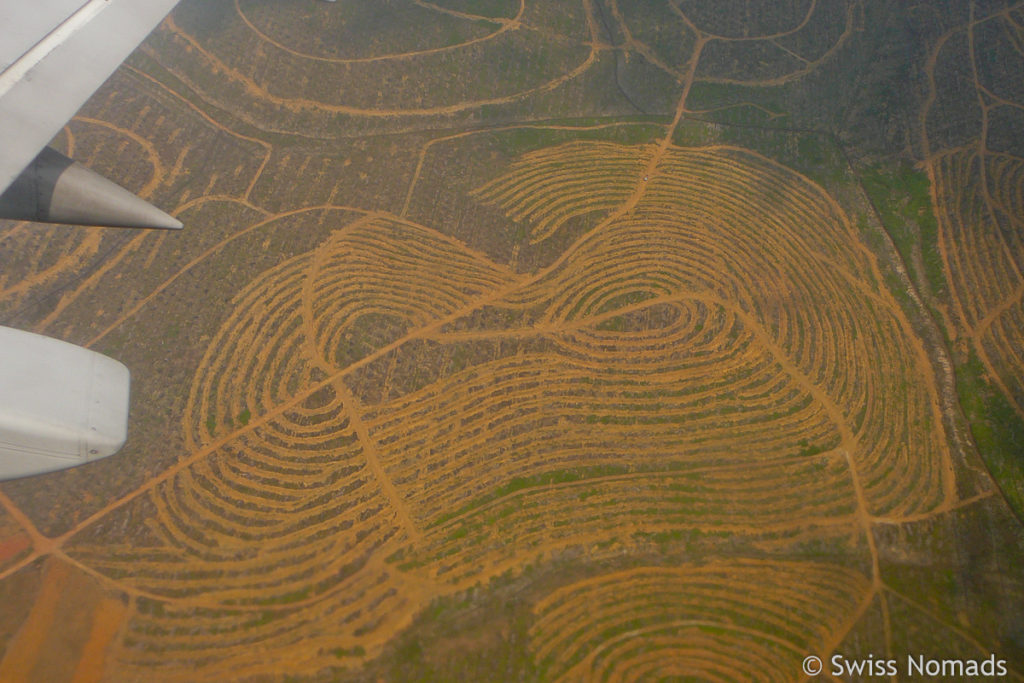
[914,1,1024,513]
[0,0,1021,680]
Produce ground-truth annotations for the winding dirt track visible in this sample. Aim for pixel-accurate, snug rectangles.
[922,1,1024,419]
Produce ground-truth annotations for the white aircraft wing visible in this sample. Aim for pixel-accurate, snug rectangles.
[0,0,183,192]
[0,0,183,228]
[0,0,184,481]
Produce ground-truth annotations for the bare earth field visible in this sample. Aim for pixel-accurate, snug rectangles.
[1,1,1022,680]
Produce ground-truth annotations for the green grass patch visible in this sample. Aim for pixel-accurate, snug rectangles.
[686,82,787,118]
[255,586,311,605]
[427,465,633,529]
[957,350,1024,519]
[794,440,829,458]
[860,162,947,299]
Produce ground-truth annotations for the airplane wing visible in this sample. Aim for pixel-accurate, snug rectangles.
[0,0,185,480]
[0,0,183,229]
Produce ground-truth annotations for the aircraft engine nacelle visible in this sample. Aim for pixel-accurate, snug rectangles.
[0,326,130,480]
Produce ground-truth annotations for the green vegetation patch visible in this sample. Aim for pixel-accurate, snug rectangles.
[957,351,1024,520]
[686,82,789,122]
[492,120,664,158]
[360,578,541,681]
[331,645,366,658]
[427,465,633,529]
[428,0,518,19]
[714,125,848,187]
[860,162,947,299]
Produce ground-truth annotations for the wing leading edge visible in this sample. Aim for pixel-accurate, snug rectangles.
[0,0,183,480]
[0,0,183,229]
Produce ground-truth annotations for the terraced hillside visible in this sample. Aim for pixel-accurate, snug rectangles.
[531,561,872,681]
[911,1,1024,513]
[0,0,1022,680]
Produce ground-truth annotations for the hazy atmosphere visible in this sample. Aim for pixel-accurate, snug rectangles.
[1,0,1023,680]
